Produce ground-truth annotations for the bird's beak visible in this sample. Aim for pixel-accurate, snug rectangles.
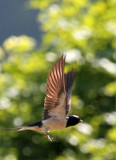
[80,119,83,123]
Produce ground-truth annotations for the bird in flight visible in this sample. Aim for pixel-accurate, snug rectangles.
[17,55,83,141]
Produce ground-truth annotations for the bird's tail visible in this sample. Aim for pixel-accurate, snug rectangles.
[17,121,42,131]
[17,126,39,131]
[0,121,42,133]
[0,126,39,133]
[0,126,40,133]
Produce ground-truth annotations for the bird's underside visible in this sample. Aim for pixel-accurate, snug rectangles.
[17,55,77,141]
[17,117,67,141]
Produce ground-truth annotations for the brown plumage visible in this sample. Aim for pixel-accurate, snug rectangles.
[44,55,66,120]
[17,55,82,141]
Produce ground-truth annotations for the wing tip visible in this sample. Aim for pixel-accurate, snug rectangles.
[63,54,66,62]
[59,54,66,62]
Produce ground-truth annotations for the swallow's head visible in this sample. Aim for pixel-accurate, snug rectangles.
[66,115,83,127]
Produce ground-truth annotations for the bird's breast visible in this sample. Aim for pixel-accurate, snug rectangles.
[41,118,66,132]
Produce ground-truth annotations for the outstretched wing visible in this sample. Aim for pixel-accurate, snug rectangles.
[44,55,67,120]
[65,71,76,115]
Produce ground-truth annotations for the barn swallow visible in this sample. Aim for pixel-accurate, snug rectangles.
[17,55,83,141]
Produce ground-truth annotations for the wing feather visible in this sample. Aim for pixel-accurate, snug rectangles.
[44,55,66,120]
[65,71,76,115]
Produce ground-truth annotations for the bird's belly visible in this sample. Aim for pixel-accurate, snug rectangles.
[41,118,66,132]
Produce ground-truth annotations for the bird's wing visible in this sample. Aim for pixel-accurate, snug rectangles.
[64,71,76,115]
[44,55,67,120]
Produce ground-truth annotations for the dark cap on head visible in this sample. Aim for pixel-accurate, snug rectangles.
[66,115,82,128]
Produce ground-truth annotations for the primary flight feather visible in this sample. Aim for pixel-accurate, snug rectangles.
[17,55,83,141]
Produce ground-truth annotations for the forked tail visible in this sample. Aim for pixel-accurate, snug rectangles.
[17,120,42,131]
[17,126,40,131]
[0,121,42,133]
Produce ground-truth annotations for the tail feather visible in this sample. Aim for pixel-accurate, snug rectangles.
[17,121,42,131]
[0,121,42,133]
[17,126,39,131]
[17,126,31,131]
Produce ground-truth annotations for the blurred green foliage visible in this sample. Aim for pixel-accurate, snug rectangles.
[0,0,116,160]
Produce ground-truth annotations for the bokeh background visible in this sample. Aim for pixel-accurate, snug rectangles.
[0,0,116,160]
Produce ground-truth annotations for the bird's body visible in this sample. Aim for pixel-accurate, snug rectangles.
[42,117,66,131]
[17,55,82,141]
